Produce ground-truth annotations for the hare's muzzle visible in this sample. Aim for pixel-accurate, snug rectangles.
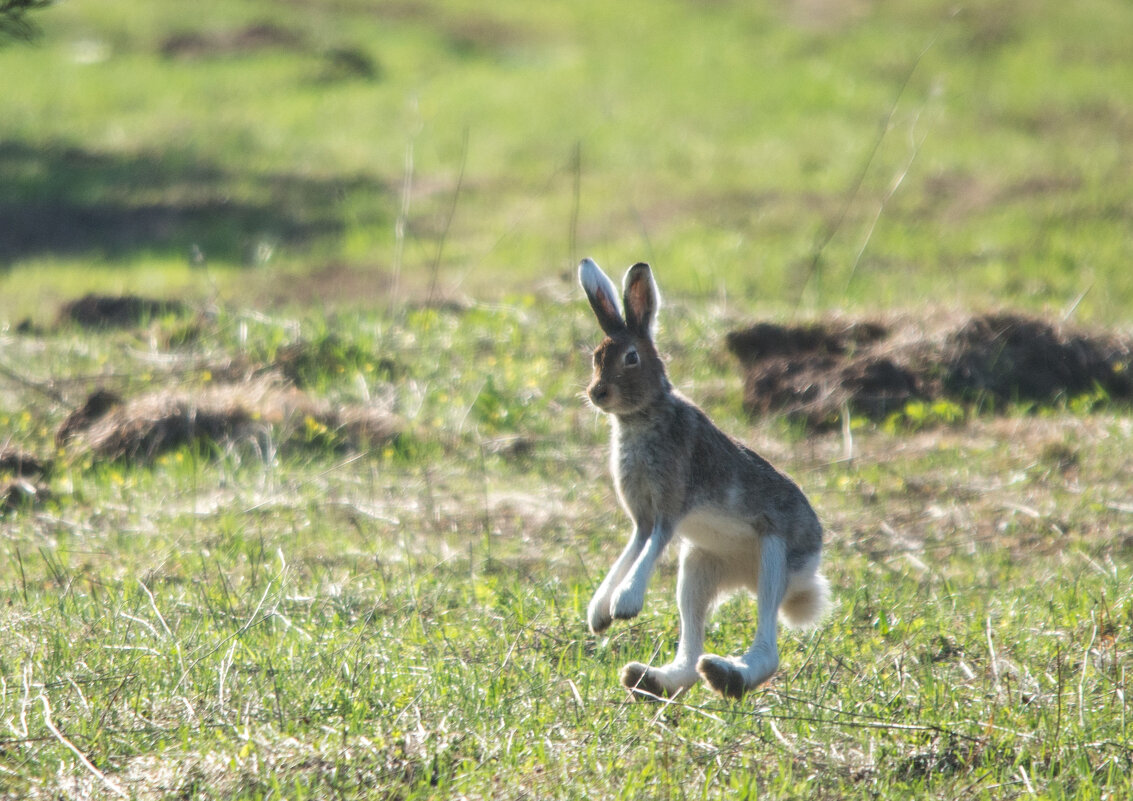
[588,381,611,408]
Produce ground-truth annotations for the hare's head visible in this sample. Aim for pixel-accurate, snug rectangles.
[579,258,669,416]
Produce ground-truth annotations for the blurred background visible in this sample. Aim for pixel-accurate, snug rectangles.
[1,0,1131,323]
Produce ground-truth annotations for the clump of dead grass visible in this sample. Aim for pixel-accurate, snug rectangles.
[56,375,402,464]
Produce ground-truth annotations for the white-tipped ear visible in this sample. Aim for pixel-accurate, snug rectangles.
[579,258,625,336]
[622,262,660,339]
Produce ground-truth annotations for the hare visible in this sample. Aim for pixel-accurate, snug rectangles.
[579,258,830,699]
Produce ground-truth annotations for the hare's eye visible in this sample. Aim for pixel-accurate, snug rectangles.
[624,349,640,367]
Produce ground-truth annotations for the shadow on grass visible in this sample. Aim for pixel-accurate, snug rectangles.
[0,141,388,268]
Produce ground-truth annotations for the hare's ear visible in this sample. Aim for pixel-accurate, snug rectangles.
[622,262,660,339]
[579,258,625,336]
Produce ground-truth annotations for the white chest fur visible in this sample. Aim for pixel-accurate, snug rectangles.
[677,508,761,557]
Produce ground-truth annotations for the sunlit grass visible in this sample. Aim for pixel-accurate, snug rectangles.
[1,0,1132,797]
[3,295,1132,799]
[2,0,1132,320]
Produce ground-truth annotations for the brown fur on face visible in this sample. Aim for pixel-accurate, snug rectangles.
[587,332,668,416]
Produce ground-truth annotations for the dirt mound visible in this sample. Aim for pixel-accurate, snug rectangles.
[725,321,910,422]
[1,478,48,514]
[55,388,124,446]
[939,314,1132,404]
[315,47,382,83]
[0,449,51,514]
[57,376,402,463]
[160,23,305,60]
[0,449,51,478]
[59,294,188,329]
[727,313,1132,427]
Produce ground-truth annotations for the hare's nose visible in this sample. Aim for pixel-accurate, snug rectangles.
[590,383,609,404]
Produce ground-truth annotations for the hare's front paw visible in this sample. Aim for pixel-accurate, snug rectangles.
[610,582,644,621]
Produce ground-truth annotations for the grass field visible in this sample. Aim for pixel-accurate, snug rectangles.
[2,1,1132,799]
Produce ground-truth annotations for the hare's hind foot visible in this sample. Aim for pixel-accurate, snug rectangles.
[621,662,698,701]
[621,662,669,700]
[696,655,748,699]
[697,651,778,700]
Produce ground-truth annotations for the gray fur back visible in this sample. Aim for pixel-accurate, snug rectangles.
[611,390,823,562]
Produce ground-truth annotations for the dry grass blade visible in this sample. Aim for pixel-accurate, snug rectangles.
[38,695,127,799]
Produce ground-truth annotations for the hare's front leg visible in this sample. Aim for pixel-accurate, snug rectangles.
[623,544,719,698]
[609,519,673,622]
[588,522,650,634]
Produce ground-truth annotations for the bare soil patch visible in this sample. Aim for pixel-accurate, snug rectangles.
[160,23,306,60]
[159,24,382,84]
[727,313,1133,427]
[255,263,395,308]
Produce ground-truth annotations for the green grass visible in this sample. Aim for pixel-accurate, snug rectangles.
[2,299,1132,799]
[2,0,1133,321]
[2,0,1133,798]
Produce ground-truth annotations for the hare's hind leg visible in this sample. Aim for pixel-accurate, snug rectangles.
[623,544,719,698]
[698,535,788,699]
